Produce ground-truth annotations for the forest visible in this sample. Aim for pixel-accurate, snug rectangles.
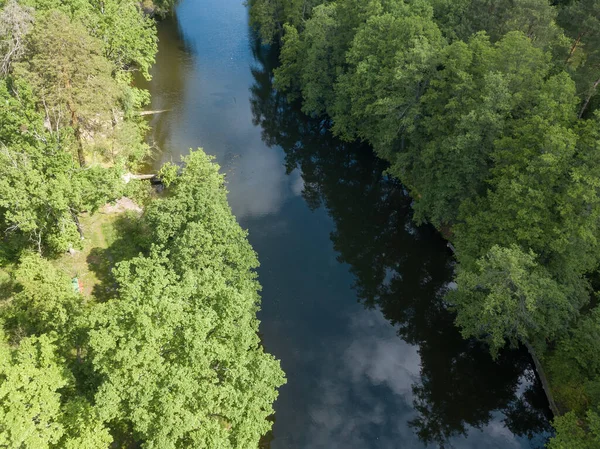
[248,0,600,447]
[0,0,284,447]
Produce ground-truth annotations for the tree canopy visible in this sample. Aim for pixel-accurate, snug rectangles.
[0,150,285,448]
[89,151,285,448]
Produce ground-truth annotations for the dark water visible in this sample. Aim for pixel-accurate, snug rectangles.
[140,1,553,447]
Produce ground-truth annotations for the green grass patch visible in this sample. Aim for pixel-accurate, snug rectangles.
[52,206,145,301]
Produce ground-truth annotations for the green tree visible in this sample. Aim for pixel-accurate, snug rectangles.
[548,410,600,449]
[0,332,68,449]
[58,399,113,449]
[1,253,83,342]
[88,150,285,448]
[0,328,111,449]
[83,0,157,79]
[275,4,340,115]
[273,0,382,116]
[332,0,444,153]
[248,0,327,44]
[399,32,560,226]
[450,245,575,356]
[454,94,600,288]
[14,10,119,166]
[0,78,122,256]
[0,139,81,255]
[463,0,565,49]
[558,0,600,116]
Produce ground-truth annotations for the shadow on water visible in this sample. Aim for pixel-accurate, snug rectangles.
[135,14,192,167]
[247,31,553,448]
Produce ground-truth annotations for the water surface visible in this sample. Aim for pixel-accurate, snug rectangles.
[140,1,552,447]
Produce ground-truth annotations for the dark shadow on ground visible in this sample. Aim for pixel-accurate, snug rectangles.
[87,213,148,302]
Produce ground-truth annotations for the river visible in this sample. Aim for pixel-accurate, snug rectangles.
[138,1,553,447]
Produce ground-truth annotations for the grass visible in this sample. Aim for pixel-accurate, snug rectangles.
[52,207,144,300]
[52,212,119,298]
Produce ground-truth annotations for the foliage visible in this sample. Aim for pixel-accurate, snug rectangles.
[88,150,285,448]
[0,148,285,447]
[0,0,155,255]
[402,32,569,226]
[0,0,34,75]
[248,0,327,44]
[2,252,84,341]
[1,1,285,447]
[0,328,112,449]
[450,245,574,356]
[0,78,122,256]
[86,0,157,79]
[331,0,444,150]
[547,410,600,449]
[558,0,600,116]
[0,332,68,449]
[156,160,179,187]
[14,10,118,165]
[459,0,566,49]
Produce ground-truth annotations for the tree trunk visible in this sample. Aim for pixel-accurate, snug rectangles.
[566,33,583,64]
[70,209,84,240]
[138,109,171,116]
[578,77,600,119]
[74,124,86,168]
[67,98,85,167]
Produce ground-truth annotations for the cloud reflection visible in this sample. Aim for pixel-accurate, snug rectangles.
[223,136,288,219]
[344,314,420,400]
[304,310,541,449]
[305,311,418,449]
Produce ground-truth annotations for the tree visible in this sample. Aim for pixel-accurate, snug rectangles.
[0,78,122,256]
[14,10,119,166]
[398,32,545,225]
[248,0,327,44]
[0,0,34,75]
[275,4,340,115]
[450,245,575,356]
[0,140,81,255]
[558,0,600,116]
[0,332,68,449]
[331,0,444,154]
[1,253,84,342]
[463,0,565,49]
[453,91,600,288]
[548,410,600,449]
[88,150,285,448]
[0,329,112,449]
[83,0,157,79]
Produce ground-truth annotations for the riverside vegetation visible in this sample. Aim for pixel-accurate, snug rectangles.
[248,0,600,447]
[0,0,285,447]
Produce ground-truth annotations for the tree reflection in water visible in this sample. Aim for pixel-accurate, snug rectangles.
[248,32,553,448]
